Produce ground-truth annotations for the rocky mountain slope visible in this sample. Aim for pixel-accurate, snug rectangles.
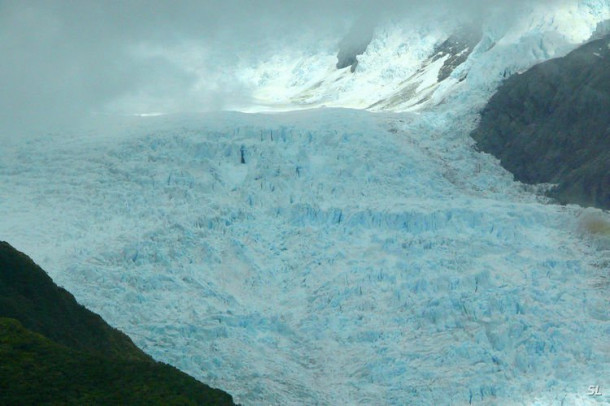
[0,241,236,405]
[471,34,610,210]
[236,1,609,114]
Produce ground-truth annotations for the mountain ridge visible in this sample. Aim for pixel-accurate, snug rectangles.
[0,241,236,405]
[471,34,610,210]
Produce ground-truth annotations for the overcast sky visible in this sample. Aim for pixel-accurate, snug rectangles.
[0,0,565,136]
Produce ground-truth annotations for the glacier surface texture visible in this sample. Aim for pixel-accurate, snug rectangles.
[1,0,610,405]
[2,109,609,405]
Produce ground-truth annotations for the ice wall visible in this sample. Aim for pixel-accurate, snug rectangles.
[1,109,608,404]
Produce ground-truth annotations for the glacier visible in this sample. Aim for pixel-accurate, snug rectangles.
[1,0,610,405]
[2,108,609,405]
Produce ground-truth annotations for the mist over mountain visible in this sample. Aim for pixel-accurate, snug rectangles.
[0,0,584,136]
[1,1,610,405]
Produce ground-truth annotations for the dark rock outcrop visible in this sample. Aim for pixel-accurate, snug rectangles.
[471,34,610,210]
[336,19,375,72]
[433,28,481,82]
[591,19,610,40]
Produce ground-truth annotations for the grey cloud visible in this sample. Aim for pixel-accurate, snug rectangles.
[0,0,565,138]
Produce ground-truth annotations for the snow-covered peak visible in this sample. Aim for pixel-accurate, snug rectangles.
[1,2,609,405]
[235,0,609,113]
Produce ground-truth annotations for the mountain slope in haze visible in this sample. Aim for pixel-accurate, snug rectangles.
[238,1,609,114]
[471,34,610,210]
[0,241,236,405]
[2,3,610,404]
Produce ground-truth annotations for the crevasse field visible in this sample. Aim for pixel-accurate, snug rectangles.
[1,1,610,405]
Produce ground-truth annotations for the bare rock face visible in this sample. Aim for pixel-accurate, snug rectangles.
[591,19,610,40]
[336,19,375,72]
[471,34,610,210]
[433,28,481,82]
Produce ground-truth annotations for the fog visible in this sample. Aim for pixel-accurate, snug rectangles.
[0,0,566,137]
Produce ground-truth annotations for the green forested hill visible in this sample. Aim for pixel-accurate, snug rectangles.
[0,241,236,405]
[0,241,148,361]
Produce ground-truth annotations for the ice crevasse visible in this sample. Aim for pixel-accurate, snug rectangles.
[1,1,610,405]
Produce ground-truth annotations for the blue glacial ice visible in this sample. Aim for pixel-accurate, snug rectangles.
[1,0,610,403]
[1,107,609,405]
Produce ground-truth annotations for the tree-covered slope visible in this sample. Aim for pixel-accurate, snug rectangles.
[0,241,148,360]
[471,34,610,210]
[0,241,236,405]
